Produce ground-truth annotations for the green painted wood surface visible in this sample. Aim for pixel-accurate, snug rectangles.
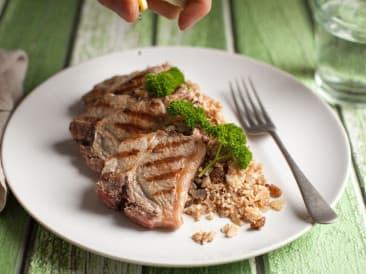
[0,195,29,274]
[232,0,366,273]
[145,262,253,274]
[0,0,6,16]
[0,0,81,92]
[0,0,81,273]
[27,228,80,274]
[265,173,366,274]
[232,0,315,83]
[71,0,154,65]
[155,0,225,48]
[342,109,366,201]
[27,226,140,274]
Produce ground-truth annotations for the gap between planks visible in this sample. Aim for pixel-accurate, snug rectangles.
[338,107,366,214]
[348,162,366,227]
[64,0,85,67]
[18,219,37,274]
[0,0,9,18]
[151,13,158,46]
[223,0,234,53]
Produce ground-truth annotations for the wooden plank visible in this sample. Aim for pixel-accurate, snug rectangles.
[71,0,154,65]
[341,109,366,201]
[0,195,29,274]
[27,228,77,274]
[264,173,366,274]
[0,0,6,16]
[25,0,153,273]
[232,0,314,82]
[144,262,252,274]
[27,226,141,274]
[147,1,252,273]
[232,0,366,273]
[0,0,82,92]
[0,0,81,273]
[155,0,226,48]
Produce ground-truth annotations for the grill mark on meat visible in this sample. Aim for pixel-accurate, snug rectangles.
[152,139,191,152]
[142,155,184,168]
[113,75,145,95]
[81,65,170,106]
[145,169,181,182]
[151,186,175,197]
[123,109,160,122]
[114,149,140,159]
[114,122,148,133]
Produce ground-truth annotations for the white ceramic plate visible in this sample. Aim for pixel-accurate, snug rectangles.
[2,47,350,267]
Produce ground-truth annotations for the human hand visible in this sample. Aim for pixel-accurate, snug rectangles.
[98,0,211,30]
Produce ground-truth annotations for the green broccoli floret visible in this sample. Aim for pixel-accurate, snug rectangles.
[199,123,252,177]
[145,67,185,97]
[167,100,211,130]
[167,100,252,176]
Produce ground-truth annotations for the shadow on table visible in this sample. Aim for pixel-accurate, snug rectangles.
[53,139,95,181]
[52,138,149,231]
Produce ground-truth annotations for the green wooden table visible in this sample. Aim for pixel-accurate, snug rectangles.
[1,0,366,273]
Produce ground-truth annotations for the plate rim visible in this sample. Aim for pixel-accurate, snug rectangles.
[2,46,351,267]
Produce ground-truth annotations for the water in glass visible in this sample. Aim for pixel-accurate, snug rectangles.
[314,0,366,105]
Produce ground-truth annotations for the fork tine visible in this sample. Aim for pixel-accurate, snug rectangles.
[234,78,257,126]
[241,77,264,124]
[230,82,249,129]
[248,78,274,124]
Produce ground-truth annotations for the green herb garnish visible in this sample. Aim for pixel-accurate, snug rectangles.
[145,67,185,97]
[200,123,252,176]
[167,100,211,130]
[167,100,252,175]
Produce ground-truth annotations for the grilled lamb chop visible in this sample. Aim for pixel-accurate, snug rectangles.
[70,97,168,172]
[96,130,206,230]
[82,64,170,106]
[70,82,190,145]
[69,64,213,230]
[70,64,171,146]
[70,86,192,172]
[69,94,139,145]
[70,64,191,173]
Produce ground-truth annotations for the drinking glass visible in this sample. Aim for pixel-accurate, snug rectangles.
[311,0,366,106]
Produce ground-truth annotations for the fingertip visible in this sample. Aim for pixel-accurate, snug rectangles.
[121,0,139,22]
[123,11,139,23]
[178,0,212,30]
[99,0,139,22]
[148,0,180,20]
[178,19,189,31]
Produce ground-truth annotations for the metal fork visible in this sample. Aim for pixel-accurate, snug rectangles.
[230,77,337,224]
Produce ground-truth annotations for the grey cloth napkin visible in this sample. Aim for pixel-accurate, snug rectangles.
[0,49,28,212]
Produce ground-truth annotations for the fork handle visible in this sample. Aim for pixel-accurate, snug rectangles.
[269,131,337,224]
